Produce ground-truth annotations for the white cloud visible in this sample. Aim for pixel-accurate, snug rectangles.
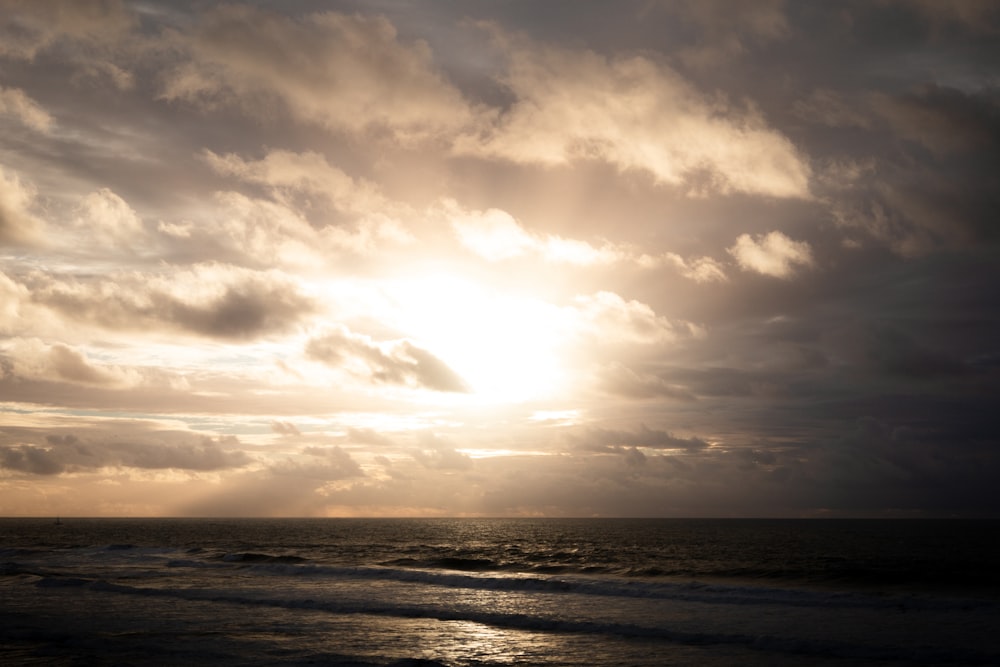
[568,292,702,344]
[156,190,409,270]
[75,188,143,244]
[447,200,673,268]
[448,203,623,265]
[458,38,811,198]
[450,205,538,261]
[663,253,729,283]
[201,152,414,262]
[728,231,814,278]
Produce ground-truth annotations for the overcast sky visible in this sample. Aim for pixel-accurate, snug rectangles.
[1,0,998,517]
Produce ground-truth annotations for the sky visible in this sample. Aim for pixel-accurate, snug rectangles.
[1,0,998,518]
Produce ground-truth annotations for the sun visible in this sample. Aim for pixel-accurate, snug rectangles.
[382,272,569,405]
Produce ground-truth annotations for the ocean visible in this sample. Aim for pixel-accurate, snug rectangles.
[1,518,998,666]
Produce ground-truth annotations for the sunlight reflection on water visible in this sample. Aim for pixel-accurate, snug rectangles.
[433,620,534,665]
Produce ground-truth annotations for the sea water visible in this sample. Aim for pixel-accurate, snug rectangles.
[1,518,998,666]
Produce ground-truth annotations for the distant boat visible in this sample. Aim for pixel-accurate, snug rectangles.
[54,517,63,526]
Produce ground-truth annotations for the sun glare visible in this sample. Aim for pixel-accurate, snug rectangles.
[384,273,569,405]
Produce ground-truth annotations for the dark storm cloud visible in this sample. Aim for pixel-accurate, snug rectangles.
[764,416,1000,514]
[307,327,469,393]
[863,325,967,379]
[877,85,1000,156]
[817,85,1000,256]
[875,86,1000,247]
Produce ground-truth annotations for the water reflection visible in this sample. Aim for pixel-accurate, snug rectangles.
[427,619,555,665]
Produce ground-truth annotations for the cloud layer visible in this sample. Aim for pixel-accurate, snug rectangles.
[0,1,997,518]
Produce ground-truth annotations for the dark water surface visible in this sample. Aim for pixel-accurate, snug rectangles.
[2,518,998,665]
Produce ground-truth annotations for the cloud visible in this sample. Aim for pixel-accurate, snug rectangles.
[449,205,540,261]
[110,435,251,472]
[568,292,702,344]
[0,0,137,91]
[864,325,967,379]
[569,425,711,453]
[459,35,811,198]
[828,86,1000,255]
[169,189,411,268]
[288,445,363,479]
[0,444,64,475]
[447,201,632,265]
[4,339,140,388]
[793,89,872,129]
[795,415,1000,512]
[875,85,1000,157]
[447,201,725,275]
[0,271,31,333]
[204,191,325,266]
[413,433,474,471]
[902,0,1000,34]
[668,0,790,68]
[0,2,997,519]
[0,166,44,245]
[597,362,697,400]
[0,433,251,476]
[0,0,135,61]
[0,86,53,131]
[448,207,728,278]
[346,427,396,447]
[662,253,728,283]
[74,188,144,244]
[728,231,814,278]
[161,6,476,142]
[30,264,315,340]
[270,420,301,437]
[203,149,411,229]
[306,326,469,393]
[202,150,414,258]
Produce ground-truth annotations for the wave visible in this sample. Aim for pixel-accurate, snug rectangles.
[168,560,990,613]
[24,576,997,665]
[219,552,308,564]
[382,556,499,572]
[9,543,996,615]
